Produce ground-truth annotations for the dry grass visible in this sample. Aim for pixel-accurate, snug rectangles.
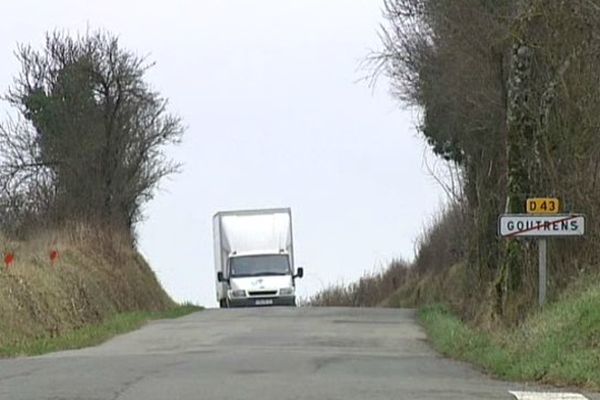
[309,260,411,307]
[0,223,173,348]
[384,262,468,308]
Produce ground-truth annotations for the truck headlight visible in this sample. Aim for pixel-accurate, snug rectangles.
[229,290,246,298]
[280,287,294,296]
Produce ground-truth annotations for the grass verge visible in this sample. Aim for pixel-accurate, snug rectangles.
[419,283,600,390]
[0,303,202,358]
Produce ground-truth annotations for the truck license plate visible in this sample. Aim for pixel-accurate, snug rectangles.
[255,299,273,306]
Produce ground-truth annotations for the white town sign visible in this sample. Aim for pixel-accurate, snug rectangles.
[498,214,585,237]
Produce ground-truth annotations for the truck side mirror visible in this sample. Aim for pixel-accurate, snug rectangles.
[295,267,304,279]
[217,272,225,282]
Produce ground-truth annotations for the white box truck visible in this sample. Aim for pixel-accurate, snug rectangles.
[214,208,303,308]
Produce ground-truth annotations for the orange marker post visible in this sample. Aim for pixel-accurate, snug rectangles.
[50,250,59,266]
[4,252,15,269]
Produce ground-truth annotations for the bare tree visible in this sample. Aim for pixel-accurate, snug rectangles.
[0,30,184,234]
[375,0,512,305]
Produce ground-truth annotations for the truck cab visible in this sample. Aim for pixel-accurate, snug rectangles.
[218,252,303,307]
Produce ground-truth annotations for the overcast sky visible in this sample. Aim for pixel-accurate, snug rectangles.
[0,0,446,307]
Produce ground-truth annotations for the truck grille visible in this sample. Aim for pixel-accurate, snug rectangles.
[248,291,277,297]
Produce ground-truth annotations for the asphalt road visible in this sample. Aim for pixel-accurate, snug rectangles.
[0,307,543,399]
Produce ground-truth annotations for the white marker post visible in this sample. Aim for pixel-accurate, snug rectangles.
[498,213,585,307]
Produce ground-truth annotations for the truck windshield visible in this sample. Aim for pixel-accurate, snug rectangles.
[229,255,290,277]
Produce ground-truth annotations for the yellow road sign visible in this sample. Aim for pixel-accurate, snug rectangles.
[526,198,560,214]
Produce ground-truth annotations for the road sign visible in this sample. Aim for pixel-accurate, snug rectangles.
[499,214,585,237]
[526,198,559,214]
[499,210,586,307]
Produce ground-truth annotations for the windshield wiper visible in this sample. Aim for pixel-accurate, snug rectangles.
[257,272,288,276]
[232,272,288,277]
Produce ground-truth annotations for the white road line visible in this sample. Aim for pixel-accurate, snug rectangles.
[510,391,589,400]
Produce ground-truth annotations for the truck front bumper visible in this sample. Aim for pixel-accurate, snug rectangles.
[228,296,296,307]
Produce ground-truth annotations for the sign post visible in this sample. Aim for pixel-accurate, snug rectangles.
[499,198,584,307]
[538,238,547,306]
